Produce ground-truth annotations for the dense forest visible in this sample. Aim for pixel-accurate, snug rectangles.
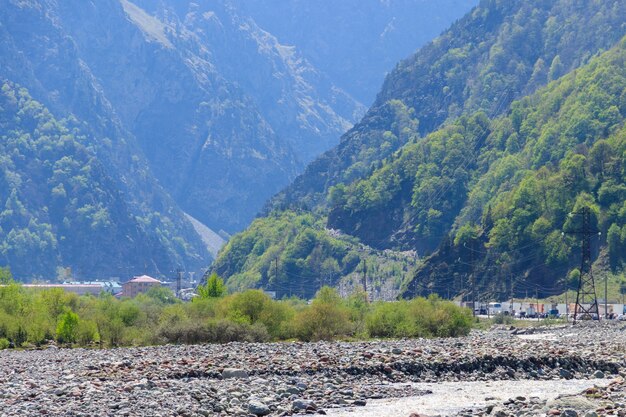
[269,0,626,213]
[212,211,418,299]
[0,82,206,278]
[334,38,626,297]
[214,0,626,299]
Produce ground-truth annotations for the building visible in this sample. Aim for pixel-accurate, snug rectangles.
[21,284,103,296]
[63,281,122,295]
[122,275,161,298]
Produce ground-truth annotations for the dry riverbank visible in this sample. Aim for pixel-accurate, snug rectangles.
[0,322,624,416]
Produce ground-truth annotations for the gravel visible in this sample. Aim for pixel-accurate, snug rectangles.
[0,321,624,416]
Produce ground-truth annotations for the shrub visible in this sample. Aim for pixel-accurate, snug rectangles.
[492,312,515,325]
[366,301,417,338]
[158,319,270,344]
[76,320,99,345]
[220,290,271,324]
[56,310,79,344]
[366,296,472,338]
[294,287,351,341]
[0,337,9,349]
[118,301,141,326]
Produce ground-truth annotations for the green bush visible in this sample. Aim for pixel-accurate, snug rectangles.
[158,319,270,344]
[366,296,472,338]
[294,287,351,341]
[76,319,99,345]
[366,301,417,338]
[0,337,9,349]
[0,280,473,348]
[56,310,79,344]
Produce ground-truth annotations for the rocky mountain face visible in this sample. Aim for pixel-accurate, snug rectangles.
[214,0,626,299]
[235,0,478,105]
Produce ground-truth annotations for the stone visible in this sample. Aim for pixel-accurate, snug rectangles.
[491,406,507,416]
[248,400,271,416]
[547,397,595,410]
[222,368,249,379]
[562,410,578,417]
[292,399,315,411]
[559,369,574,379]
[593,370,604,378]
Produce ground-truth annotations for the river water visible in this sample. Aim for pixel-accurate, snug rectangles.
[325,378,610,417]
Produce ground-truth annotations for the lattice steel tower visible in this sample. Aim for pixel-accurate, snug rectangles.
[566,207,600,323]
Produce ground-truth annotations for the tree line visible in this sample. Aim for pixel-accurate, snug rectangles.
[0,268,472,349]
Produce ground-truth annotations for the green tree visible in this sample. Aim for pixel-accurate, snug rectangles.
[0,267,13,285]
[607,223,623,270]
[197,272,227,298]
[145,286,177,304]
[56,309,79,344]
[548,55,563,81]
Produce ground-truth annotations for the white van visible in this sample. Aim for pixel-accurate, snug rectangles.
[488,302,502,314]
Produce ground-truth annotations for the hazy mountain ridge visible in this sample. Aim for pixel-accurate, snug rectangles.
[236,0,478,105]
[0,81,199,279]
[0,0,472,278]
[0,1,212,279]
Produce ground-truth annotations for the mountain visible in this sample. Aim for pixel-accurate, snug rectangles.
[214,0,626,298]
[0,0,472,279]
[235,0,477,105]
[336,38,626,298]
[0,2,213,279]
[0,81,207,279]
[269,0,626,213]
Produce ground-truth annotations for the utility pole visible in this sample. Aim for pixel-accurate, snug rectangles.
[509,272,514,316]
[362,260,368,301]
[176,268,182,297]
[565,291,568,322]
[536,285,539,321]
[605,274,608,319]
[469,241,475,316]
[564,207,601,323]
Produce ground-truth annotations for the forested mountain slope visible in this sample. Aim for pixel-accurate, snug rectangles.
[269,0,626,213]
[214,0,626,298]
[0,0,471,278]
[335,37,626,298]
[0,3,212,279]
[0,82,201,279]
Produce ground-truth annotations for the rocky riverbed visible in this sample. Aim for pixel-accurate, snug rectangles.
[0,322,624,416]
